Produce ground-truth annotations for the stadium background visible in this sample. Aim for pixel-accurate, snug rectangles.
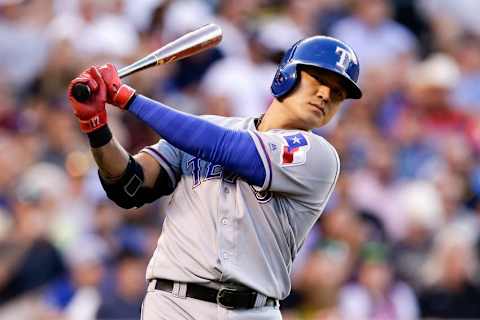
[1,0,480,319]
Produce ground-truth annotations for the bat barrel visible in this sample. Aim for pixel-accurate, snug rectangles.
[118,23,222,78]
[71,23,222,102]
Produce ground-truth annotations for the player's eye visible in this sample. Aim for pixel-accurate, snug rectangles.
[311,75,322,83]
[331,89,346,102]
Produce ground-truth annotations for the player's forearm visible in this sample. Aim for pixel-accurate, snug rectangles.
[88,126,130,181]
[127,94,266,186]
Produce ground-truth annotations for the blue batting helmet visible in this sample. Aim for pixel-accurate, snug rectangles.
[271,36,362,99]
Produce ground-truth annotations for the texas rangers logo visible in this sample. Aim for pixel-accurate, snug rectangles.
[335,47,351,72]
[281,133,310,166]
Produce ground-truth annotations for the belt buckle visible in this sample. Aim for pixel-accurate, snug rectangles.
[216,287,237,309]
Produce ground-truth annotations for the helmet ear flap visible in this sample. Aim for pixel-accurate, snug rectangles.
[271,64,299,98]
[273,70,285,85]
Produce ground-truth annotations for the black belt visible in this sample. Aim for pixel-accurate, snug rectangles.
[152,278,278,310]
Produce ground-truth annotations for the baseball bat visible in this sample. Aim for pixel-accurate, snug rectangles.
[72,23,222,102]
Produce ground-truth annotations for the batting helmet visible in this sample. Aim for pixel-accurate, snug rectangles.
[271,36,362,99]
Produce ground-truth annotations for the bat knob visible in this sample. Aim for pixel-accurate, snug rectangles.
[72,83,91,102]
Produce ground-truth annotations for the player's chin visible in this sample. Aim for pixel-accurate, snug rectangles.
[297,107,325,128]
[302,115,324,129]
[310,110,328,126]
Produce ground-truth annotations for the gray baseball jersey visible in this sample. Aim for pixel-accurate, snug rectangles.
[140,115,340,300]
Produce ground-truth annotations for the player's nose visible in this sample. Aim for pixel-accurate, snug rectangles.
[315,85,331,103]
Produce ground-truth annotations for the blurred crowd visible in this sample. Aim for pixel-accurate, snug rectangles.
[1,0,480,319]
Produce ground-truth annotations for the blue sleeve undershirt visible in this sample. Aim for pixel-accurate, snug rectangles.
[128,94,266,186]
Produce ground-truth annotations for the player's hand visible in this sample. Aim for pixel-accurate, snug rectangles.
[98,63,136,109]
[67,66,108,133]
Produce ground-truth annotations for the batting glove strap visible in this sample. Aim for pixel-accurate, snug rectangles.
[113,84,136,109]
[78,110,107,133]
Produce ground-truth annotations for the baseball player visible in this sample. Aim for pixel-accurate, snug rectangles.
[67,36,362,319]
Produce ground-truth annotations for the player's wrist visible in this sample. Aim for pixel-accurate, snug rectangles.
[113,84,136,109]
[87,123,112,148]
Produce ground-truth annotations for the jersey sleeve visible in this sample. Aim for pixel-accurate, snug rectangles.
[248,130,340,206]
[140,139,182,189]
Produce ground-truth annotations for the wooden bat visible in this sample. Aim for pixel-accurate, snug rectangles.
[71,23,222,102]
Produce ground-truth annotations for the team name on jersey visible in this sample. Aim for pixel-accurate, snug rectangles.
[186,157,238,188]
[186,156,273,202]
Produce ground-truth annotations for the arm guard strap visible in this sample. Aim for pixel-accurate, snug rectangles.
[99,156,174,209]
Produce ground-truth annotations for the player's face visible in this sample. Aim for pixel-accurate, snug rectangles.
[282,67,347,129]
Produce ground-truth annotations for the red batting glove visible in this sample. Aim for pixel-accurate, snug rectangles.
[98,63,136,109]
[67,66,108,133]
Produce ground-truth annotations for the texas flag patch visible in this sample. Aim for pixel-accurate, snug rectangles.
[281,133,310,166]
